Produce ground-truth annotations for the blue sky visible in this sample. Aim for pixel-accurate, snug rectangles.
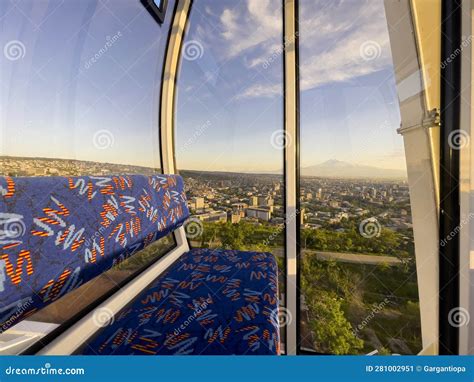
[176,0,405,172]
[0,0,406,173]
[1,0,172,169]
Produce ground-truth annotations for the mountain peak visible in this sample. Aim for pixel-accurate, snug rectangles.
[302,160,406,179]
[320,159,353,167]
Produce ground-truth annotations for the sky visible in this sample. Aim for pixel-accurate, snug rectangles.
[0,0,172,169]
[0,0,407,173]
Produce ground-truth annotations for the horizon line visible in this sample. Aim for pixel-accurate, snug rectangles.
[0,154,408,180]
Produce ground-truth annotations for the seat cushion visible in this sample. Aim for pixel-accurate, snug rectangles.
[80,248,280,355]
[0,174,189,331]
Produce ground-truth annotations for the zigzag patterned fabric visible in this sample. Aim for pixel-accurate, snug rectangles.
[0,174,189,332]
[80,248,280,355]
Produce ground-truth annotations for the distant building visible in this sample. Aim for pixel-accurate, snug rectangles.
[192,197,205,210]
[316,188,322,199]
[272,217,285,225]
[230,213,241,224]
[336,212,349,220]
[194,210,227,223]
[258,196,274,207]
[232,203,247,217]
[46,168,59,176]
[250,196,258,206]
[355,208,369,216]
[315,211,331,220]
[246,207,271,221]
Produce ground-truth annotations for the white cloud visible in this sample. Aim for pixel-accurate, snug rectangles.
[219,0,282,60]
[236,83,282,100]
[298,0,392,91]
[212,0,393,99]
[192,0,393,100]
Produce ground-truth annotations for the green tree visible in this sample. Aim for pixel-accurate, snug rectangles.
[305,288,363,354]
[219,222,246,250]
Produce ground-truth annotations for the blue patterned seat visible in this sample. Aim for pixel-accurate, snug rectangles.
[80,248,280,355]
[0,175,280,355]
[0,175,188,331]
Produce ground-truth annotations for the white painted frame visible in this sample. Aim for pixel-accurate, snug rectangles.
[284,0,298,355]
[161,0,192,251]
[384,0,440,354]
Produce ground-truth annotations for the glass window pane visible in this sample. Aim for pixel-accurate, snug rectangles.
[298,0,421,355]
[1,0,169,176]
[175,0,286,349]
[0,0,176,346]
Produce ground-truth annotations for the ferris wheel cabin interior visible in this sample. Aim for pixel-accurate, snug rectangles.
[0,0,473,356]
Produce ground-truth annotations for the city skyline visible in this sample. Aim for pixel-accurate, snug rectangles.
[0,155,408,180]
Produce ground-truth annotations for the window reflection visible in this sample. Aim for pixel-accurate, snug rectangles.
[0,0,176,341]
[175,0,287,348]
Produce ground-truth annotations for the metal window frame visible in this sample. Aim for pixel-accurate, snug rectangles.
[141,0,169,25]
[458,0,473,356]
[439,0,462,355]
[160,0,193,253]
[283,0,299,355]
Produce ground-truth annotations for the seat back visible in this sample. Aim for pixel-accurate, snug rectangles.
[0,174,189,332]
